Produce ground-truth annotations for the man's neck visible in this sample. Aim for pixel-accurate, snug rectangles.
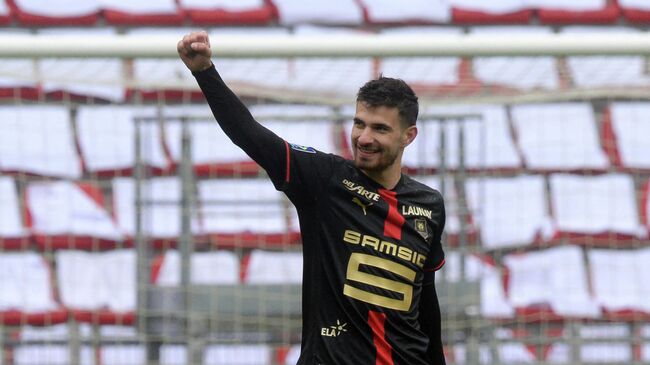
[361,165,402,190]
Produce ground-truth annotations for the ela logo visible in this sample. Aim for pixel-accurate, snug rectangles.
[321,320,348,337]
[289,143,316,154]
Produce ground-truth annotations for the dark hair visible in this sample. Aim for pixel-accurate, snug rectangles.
[356,76,419,127]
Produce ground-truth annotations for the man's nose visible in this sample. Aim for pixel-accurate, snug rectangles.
[357,127,373,144]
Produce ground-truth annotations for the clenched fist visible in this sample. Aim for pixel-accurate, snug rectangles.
[177,30,213,73]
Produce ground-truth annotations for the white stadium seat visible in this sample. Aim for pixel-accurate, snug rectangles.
[0,106,81,178]
[0,252,60,313]
[358,0,451,24]
[100,345,146,365]
[562,26,650,88]
[504,245,600,318]
[56,249,136,314]
[26,180,123,250]
[36,28,125,102]
[511,103,609,171]
[244,250,303,284]
[0,176,27,249]
[379,27,463,87]
[77,105,166,175]
[113,177,203,243]
[155,250,240,286]
[204,344,272,365]
[609,102,650,169]
[470,26,559,90]
[466,175,550,249]
[548,173,646,242]
[546,324,633,364]
[588,248,650,315]
[13,345,94,365]
[271,0,363,25]
[12,0,100,25]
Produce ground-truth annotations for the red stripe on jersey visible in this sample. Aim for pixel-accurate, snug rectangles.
[284,140,291,182]
[378,189,405,240]
[368,310,394,365]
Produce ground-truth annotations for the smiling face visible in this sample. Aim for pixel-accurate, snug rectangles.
[351,101,417,177]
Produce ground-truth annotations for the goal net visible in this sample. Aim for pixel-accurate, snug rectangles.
[1,28,650,365]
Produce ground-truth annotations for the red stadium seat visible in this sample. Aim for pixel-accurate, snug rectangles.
[10,0,100,26]
[608,103,650,171]
[56,249,136,325]
[0,1,12,24]
[465,175,550,250]
[0,106,82,178]
[504,245,600,321]
[510,103,609,172]
[548,173,646,246]
[76,105,170,177]
[199,179,300,248]
[179,0,274,25]
[532,0,620,24]
[25,180,124,250]
[357,0,451,25]
[100,0,184,26]
[448,0,533,24]
[619,0,650,23]
[0,176,29,250]
[0,252,67,326]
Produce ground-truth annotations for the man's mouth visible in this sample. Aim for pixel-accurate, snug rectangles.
[357,145,379,157]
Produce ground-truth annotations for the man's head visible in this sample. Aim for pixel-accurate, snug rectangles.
[351,77,419,177]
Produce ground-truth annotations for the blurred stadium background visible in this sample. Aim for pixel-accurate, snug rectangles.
[1,0,650,364]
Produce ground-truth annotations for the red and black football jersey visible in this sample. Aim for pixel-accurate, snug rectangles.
[194,66,446,365]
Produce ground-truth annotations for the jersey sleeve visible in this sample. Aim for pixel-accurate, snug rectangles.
[424,191,446,274]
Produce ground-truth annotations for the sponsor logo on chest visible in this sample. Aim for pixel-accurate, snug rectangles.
[342,179,380,202]
[401,205,432,219]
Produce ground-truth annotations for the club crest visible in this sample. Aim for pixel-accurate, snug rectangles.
[414,218,429,240]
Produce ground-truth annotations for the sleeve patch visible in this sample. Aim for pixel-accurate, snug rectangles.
[289,143,316,154]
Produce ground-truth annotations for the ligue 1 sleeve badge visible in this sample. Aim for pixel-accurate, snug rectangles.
[414,218,429,240]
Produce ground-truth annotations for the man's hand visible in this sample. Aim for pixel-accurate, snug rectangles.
[177,30,213,73]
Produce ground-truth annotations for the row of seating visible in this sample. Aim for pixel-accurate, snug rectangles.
[2,25,650,102]
[2,0,650,26]
[1,246,650,327]
[2,172,649,250]
[1,101,650,180]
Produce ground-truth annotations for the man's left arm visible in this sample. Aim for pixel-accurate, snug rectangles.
[419,273,446,365]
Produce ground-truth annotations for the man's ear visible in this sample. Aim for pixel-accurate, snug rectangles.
[402,125,418,148]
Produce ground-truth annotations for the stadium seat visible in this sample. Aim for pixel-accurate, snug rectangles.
[13,345,94,365]
[126,27,202,102]
[155,250,239,285]
[0,29,38,99]
[416,176,465,244]
[285,26,374,96]
[379,27,465,92]
[608,103,650,170]
[18,323,92,342]
[198,179,299,248]
[243,250,303,284]
[100,345,146,365]
[357,0,451,25]
[562,26,650,88]
[208,27,292,92]
[503,245,600,320]
[0,176,28,250]
[204,344,272,365]
[530,0,620,24]
[645,178,650,234]
[76,105,168,177]
[282,344,301,365]
[179,0,274,25]
[25,180,124,250]
[619,0,650,23]
[545,324,634,363]
[100,0,184,25]
[469,26,560,91]
[0,1,11,24]
[588,248,650,319]
[465,175,551,249]
[270,0,363,25]
[11,0,100,26]
[0,105,81,178]
[510,103,609,171]
[0,252,66,326]
[56,249,136,325]
[112,177,203,248]
[548,173,646,245]
[36,28,125,102]
[447,0,533,24]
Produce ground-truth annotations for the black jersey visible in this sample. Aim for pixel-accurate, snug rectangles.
[194,66,446,365]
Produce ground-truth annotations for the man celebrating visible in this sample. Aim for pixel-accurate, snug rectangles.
[178,31,446,365]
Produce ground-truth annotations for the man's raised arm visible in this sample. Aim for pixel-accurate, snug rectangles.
[177,31,288,185]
